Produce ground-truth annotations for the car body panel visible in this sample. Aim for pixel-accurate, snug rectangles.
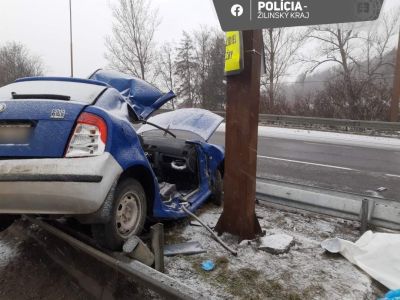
[90,70,176,120]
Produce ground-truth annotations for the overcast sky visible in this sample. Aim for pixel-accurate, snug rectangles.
[0,0,398,78]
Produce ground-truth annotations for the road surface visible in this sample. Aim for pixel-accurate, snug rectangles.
[209,131,400,201]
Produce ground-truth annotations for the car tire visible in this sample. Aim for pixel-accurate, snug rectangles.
[210,170,223,206]
[92,178,147,250]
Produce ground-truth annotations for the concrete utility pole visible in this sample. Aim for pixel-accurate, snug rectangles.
[389,28,400,122]
[215,30,262,240]
[69,0,74,77]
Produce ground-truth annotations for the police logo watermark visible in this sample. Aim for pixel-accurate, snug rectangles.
[257,1,309,20]
[355,0,382,21]
[231,4,244,17]
[212,0,384,31]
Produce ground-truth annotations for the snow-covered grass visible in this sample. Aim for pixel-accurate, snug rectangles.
[164,203,388,299]
[217,123,400,150]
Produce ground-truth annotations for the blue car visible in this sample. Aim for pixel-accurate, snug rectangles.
[0,70,224,249]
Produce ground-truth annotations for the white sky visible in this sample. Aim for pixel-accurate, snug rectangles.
[0,0,219,77]
[0,0,398,78]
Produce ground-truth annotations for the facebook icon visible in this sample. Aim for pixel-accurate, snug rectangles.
[231,4,244,17]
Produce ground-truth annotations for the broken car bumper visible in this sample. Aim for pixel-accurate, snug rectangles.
[0,153,122,214]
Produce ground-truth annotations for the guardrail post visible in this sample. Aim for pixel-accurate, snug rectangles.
[360,199,369,235]
[151,223,165,273]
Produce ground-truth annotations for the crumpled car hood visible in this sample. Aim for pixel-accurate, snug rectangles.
[90,70,175,120]
[137,108,223,141]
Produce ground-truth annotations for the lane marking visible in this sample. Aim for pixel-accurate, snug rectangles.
[302,141,353,149]
[257,155,355,171]
[386,174,400,178]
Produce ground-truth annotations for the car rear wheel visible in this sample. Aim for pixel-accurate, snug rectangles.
[210,170,223,206]
[92,178,147,250]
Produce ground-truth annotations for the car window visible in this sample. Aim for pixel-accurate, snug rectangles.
[0,80,107,104]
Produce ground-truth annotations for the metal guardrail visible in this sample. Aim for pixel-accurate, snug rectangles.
[256,178,400,231]
[156,109,400,133]
[211,111,400,133]
[25,216,204,300]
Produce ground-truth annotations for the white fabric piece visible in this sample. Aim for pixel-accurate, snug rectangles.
[321,231,400,290]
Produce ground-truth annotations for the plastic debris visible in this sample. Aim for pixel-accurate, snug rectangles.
[380,289,400,300]
[377,187,388,192]
[322,231,400,290]
[189,220,202,227]
[164,241,206,256]
[201,260,215,271]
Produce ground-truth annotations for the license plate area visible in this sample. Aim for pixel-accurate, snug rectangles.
[0,122,34,144]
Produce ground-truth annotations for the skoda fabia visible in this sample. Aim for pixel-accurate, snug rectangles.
[0,70,224,249]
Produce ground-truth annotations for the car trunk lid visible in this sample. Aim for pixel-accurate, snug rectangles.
[0,78,108,158]
[0,100,86,158]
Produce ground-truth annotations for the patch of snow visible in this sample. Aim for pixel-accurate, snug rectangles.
[217,123,400,150]
[0,241,19,268]
[164,204,388,299]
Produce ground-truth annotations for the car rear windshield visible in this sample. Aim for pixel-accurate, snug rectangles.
[0,80,107,104]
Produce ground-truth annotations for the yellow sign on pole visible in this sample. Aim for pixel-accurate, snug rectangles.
[224,31,243,76]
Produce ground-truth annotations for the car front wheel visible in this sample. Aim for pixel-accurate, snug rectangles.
[92,178,147,250]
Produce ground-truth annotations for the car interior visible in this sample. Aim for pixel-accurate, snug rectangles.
[140,135,200,203]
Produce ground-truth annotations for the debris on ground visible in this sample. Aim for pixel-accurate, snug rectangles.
[322,231,400,290]
[381,289,400,300]
[259,233,294,254]
[190,220,203,227]
[377,187,388,192]
[165,203,392,299]
[123,235,155,266]
[164,241,206,256]
[201,260,215,271]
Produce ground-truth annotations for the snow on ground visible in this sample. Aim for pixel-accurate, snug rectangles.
[0,235,19,268]
[164,203,390,299]
[217,123,400,150]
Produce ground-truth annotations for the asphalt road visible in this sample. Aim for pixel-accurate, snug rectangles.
[209,131,400,201]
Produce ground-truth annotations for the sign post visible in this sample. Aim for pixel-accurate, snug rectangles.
[215,30,263,240]
[212,0,385,241]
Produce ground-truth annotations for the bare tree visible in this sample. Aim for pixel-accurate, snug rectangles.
[303,10,399,119]
[173,28,226,110]
[105,0,160,81]
[157,43,176,109]
[262,27,309,113]
[193,27,212,108]
[202,31,226,110]
[174,32,197,107]
[0,42,43,87]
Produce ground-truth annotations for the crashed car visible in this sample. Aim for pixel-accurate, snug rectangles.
[0,70,224,249]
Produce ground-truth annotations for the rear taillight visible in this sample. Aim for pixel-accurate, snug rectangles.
[65,112,107,158]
